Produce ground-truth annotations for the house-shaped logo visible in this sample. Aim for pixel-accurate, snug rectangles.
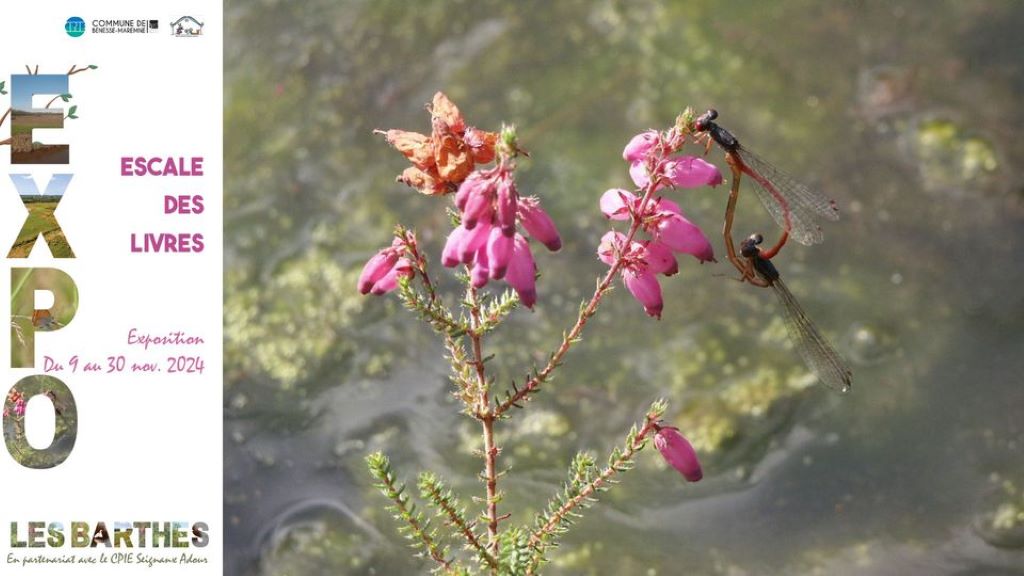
[171,16,204,37]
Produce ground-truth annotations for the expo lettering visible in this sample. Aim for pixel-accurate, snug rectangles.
[2,74,208,467]
[3,73,80,468]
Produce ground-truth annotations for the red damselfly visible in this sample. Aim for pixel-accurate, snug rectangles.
[740,233,852,393]
[693,109,840,248]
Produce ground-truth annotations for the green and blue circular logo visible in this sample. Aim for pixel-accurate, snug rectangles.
[65,17,86,37]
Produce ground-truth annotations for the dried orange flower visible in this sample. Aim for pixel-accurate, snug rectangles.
[377,92,497,195]
[397,166,449,196]
[380,130,435,171]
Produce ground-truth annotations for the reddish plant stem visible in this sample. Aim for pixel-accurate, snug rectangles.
[467,285,501,565]
[494,164,667,417]
[481,413,499,558]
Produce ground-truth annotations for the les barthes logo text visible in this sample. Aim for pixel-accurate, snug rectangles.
[10,521,209,548]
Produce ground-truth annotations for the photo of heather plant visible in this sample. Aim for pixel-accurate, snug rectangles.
[224,1,1024,574]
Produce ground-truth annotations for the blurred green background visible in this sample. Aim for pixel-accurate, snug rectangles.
[224,1,1024,574]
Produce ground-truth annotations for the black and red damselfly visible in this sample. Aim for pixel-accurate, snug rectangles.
[693,109,840,249]
[740,233,852,393]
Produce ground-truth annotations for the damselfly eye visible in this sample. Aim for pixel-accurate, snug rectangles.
[706,109,718,120]
[748,233,764,245]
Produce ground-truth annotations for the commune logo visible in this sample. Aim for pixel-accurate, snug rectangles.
[65,17,86,37]
[171,16,204,37]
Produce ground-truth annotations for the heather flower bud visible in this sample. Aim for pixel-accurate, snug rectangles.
[505,235,537,308]
[623,130,658,163]
[458,220,492,264]
[358,249,400,294]
[455,171,489,211]
[643,241,678,276]
[597,231,628,266]
[599,189,635,221]
[442,226,466,267]
[629,160,651,189]
[623,269,663,319]
[496,177,518,236]
[664,156,723,188]
[655,212,715,262]
[486,226,514,280]
[369,257,413,295]
[518,197,561,251]
[654,426,702,482]
[471,248,490,288]
[655,196,682,215]
[462,186,494,230]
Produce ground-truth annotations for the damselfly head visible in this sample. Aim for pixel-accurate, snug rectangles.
[694,109,718,131]
[740,233,764,257]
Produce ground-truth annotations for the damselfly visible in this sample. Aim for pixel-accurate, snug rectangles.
[740,233,852,393]
[693,109,840,247]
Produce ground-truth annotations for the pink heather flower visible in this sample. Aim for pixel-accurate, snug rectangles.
[462,188,494,230]
[455,171,489,211]
[598,191,712,262]
[358,240,403,294]
[369,257,413,295]
[443,167,559,306]
[655,196,681,215]
[597,231,668,317]
[629,156,723,191]
[654,212,715,262]
[486,226,514,279]
[597,230,632,266]
[504,234,537,308]
[643,241,678,276]
[664,156,723,188]
[442,225,467,267]
[654,426,702,482]
[629,160,650,189]
[517,197,562,251]
[622,130,659,163]
[470,248,490,288]
[602,190,684,221]
[599,189,635,221]
[457,219,492,264]
[623,269,663,319]
[495,177,518,236]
